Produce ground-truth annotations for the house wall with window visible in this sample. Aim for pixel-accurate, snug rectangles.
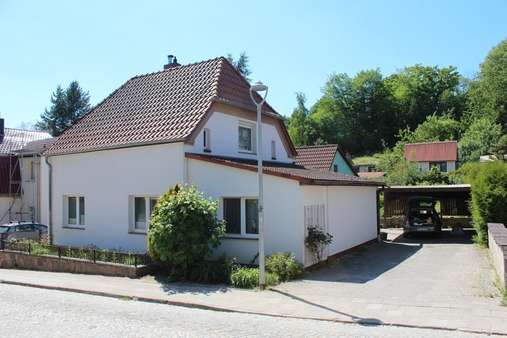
[187,158,304,264]
[41,143,186,252]
[185,110,292,163]
[416,161,456,173]
[332,153,355,176]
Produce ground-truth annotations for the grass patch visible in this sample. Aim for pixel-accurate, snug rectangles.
[352,155,380,166]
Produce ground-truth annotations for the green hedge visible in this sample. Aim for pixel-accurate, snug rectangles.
[230,268,279,289]
[467,161,507,245]
[266,252,303,282]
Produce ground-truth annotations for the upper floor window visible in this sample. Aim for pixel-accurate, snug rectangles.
[271,140,276,160]
[238,122,255,153]
[203,128,211,152]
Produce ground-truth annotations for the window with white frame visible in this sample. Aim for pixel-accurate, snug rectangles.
[271,140,276,160]
[223,197,259,236]
[131,196,158,233]
[203,128,211,152]
[65,195,85,226]
[238,122,255,152]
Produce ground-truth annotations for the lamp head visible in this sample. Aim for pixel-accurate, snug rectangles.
[250,81,268,93]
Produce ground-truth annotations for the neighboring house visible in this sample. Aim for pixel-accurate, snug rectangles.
[404,141,458,173]
[41,56,382,267]
[0,118,53,223]
[295,144,356,176]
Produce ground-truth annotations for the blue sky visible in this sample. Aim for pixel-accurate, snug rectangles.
[0,0,506,129]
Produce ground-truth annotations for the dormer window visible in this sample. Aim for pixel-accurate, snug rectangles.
[203,128,211,152]
[238,122,255,153]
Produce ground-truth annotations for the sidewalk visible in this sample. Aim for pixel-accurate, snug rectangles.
[0,267,506,336]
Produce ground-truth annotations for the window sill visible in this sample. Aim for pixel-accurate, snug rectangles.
[238,151,257,155]
[222,235,259,240]
[128,231,147,236]
[62,225,85,230]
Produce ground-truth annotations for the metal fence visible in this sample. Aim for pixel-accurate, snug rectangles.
[0,240,151,267]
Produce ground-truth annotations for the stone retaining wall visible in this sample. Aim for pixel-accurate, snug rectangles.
[0,251,153,278]
[488,223,507,288]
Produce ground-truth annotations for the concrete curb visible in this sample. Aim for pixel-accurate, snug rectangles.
[0,278,504,336]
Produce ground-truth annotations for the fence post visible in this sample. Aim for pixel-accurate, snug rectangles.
[58,247,61,259]
[28,242,31,255]
[134,255,137,268]
[93,249,96,263]
[0,240,4,251]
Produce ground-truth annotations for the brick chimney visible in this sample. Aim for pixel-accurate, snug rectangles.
[0,118,4,143]
[164,55,180,70]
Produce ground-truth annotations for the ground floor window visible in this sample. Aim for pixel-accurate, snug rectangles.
[223,197,259,237]
[131,196,159,233]
[430,161,447,172]
[64,195,85,226]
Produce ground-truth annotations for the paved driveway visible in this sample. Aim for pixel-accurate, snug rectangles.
[273,229,505,332]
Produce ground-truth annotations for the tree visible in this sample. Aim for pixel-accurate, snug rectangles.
[466,39,507,130]
[400,113,461,143]
[287,93,313,146]
[227,52,251,81]
[458,117,502,162]
[385,65,467,130]
[35,81,90,136]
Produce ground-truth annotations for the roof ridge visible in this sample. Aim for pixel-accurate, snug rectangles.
[130,56,225,80]
[4,127,49,134]
[296,144,338,149]
[405,140,457,146]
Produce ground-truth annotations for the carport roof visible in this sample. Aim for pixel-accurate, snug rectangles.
[385,184,470,193]
[186,153,383,186]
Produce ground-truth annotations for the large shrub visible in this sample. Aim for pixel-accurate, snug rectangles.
[468,162,507,245]
[266,253,303,282]
[147,185,224,278]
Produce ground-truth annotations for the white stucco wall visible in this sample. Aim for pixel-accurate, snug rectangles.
[185,111,292,163]
[301,185,378,267]
[41,143,185,252]
[187,158,305,264]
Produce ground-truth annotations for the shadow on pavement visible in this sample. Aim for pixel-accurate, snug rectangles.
[393,228,475,245]
[270,288,383,326]
[152,275,231,296]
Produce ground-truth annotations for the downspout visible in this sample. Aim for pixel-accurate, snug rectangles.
[44,156,53,245]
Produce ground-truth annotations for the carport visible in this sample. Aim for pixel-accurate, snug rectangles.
[382,184,471,228]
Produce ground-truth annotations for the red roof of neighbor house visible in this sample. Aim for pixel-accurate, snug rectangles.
[404,141,457,162]
[186,153,382,186]
[45,57,295,156]
[295,145,338,170]
[0,128,52,155]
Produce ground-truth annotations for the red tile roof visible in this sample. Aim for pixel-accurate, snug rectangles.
[0,128,52,155]
[45,57,293,156]
[404,141,457,162]
[295,144,338,170]
[186,153,382,186]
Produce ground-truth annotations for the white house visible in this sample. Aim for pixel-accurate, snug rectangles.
[404,141,458,172]
[0,119,53,224]
[41,56,381,267]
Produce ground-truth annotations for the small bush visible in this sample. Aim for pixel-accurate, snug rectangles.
[148,185,224,278]
[468,161,507,245]
[305,226,333,264]
[266,253,303,282]
[230,267,279,289]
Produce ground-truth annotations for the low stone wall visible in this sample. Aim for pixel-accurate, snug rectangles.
[488,223,507,288]
[0,251,153,278]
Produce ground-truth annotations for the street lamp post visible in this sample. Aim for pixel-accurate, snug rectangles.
[249,81,268,289]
